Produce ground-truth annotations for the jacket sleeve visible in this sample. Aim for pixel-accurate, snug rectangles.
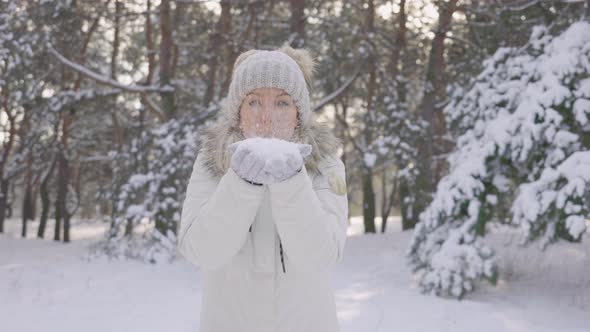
[177,152,265,271]
[268,155,349,274]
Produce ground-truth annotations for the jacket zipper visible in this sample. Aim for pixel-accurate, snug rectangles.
[249,224,285,273]
[279,238,286,273]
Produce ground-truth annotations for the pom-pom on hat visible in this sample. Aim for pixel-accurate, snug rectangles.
[222,43,317,127]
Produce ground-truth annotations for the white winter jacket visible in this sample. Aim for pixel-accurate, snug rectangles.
[177,149,349,332]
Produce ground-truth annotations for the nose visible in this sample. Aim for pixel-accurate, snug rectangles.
[260,106,271,123]
[257,107,272,137]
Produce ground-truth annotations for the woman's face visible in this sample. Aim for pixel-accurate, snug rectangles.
[238,87,298,140]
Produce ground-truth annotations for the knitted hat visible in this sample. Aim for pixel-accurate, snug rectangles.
[222,43,317,127]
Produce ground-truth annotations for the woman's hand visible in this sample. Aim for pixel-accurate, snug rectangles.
[229,138,312,185]
[229,141,267,184]
[263,145,310,182]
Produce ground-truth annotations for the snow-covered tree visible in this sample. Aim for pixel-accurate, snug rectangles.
[91,114,200,263]
[406,21,590,299]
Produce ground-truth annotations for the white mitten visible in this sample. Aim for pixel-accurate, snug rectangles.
[229,140,266,184]
[263,141,312,183]
[229,138,312,185]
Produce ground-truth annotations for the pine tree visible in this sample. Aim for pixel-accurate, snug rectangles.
[406,21,590,299]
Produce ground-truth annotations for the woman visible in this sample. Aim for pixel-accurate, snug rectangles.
[177,44,349,332]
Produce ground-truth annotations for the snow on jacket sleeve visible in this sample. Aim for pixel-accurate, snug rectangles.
[177,152,265,271]
[268,155,349,274]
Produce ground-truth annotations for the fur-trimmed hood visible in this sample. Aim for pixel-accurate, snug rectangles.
[197,103,341,180]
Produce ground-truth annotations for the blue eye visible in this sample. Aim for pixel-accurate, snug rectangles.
[248,100,260,107]
[278,101,290,107]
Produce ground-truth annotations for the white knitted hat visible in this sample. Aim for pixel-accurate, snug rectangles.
[223,44,317,127]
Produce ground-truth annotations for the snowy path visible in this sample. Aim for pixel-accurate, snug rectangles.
[1,217,589,332]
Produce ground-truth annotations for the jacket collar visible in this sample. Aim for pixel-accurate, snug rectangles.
[197,106,340,179]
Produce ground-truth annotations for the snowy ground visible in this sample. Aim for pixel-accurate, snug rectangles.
[1,217,589,332]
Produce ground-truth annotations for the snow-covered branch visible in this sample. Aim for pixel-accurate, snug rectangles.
[47,44,168,121]
[47,44,172,94]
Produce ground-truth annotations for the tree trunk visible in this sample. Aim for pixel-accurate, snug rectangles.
[38,158,56,239]
[289,0,305,48]
[110,0,124,149]
[393,0,414,230]
[362,0,377,233]
[415,0,457,219]
[54,117,73,243]
[0,87,16,233]
[220,0,234,102]
[52,0,86,243]
[159,0,175,119]
[399,177,416,230]
[54,149,70,242]
[53,155,62,242]
[380,171,397,233]
[145,0,156,85]
[362,168,376,233]
[30,180,39,221]
[380,172,388,233]
[387,0,406,77]
[339,101,348,167]
[222,1,260,95]
[0,179,9,233]
[204,1,232,107]
[21,165,33,238]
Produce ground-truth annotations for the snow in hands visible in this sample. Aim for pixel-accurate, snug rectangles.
[406,21,590,299]
[229,137,312,185]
